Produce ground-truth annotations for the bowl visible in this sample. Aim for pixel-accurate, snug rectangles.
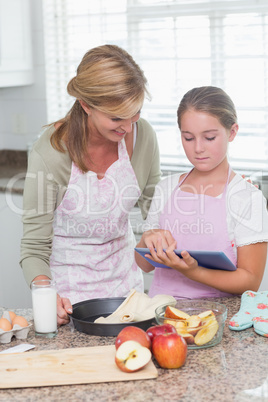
[155,300,227,349]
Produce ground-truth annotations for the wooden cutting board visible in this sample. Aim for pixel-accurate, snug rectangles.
[0,345,158,388]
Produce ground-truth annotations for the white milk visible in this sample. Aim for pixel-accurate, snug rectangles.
[32,287,57,334]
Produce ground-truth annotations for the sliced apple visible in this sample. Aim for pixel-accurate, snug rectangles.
[164,306,190,320]
[174,321,187,330]
[115,340,152,373]
[202,318,217,332]
[185,315,202,336]
[194,320,219,346]
[202,316,217,327]
[176,329,195,345]
[198,310,214,319]
[163,319,176,327]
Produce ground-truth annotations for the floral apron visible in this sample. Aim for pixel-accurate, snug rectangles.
[149,167,237,298]
[50,139,143,304]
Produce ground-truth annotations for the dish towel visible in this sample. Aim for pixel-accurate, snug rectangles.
[94,289,177,324]
[229,290,268,337]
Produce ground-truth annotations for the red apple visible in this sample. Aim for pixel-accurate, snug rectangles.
[152,332,187,369]
[115,340,152,373]
[115,326,151,350]
[146,324,177,342]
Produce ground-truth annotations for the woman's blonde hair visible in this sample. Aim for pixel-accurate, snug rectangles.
[177,86,237,130]
[51,44,150,172]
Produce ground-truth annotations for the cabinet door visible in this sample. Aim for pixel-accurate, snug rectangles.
[0,0,33,87]
[0,193,32,308]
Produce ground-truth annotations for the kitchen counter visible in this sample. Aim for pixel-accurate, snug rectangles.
[0,150,27,194]
[0,296,267,402]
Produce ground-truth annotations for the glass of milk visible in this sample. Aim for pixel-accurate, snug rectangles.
[31,279,58,338]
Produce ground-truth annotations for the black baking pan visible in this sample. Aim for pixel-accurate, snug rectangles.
[69,297,156,337]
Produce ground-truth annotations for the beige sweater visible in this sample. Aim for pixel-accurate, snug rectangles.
[20,118,161,286]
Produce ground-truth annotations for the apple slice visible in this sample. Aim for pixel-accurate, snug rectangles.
[194,320,219,346]
[164,306,190,320]
[174,321,187,330]
[202,317,217,330]
[163,319,176,326]
[176,329,195,345]
[115,340,152,373]
[198,310,214,318]
[185,315,202,336]
[198,310,217,327]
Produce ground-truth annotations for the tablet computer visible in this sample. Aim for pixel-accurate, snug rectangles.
[135,248,237,271]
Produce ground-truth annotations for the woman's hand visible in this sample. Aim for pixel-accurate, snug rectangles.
[32,275,73,326]
[57,294,73,326]
[241,174,259,188]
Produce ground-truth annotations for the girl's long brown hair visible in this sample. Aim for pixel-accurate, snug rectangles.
[50,44,149,172]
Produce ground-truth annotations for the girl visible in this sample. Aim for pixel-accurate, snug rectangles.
[136,86,268,298]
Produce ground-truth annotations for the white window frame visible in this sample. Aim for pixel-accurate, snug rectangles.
[43,0,268,175]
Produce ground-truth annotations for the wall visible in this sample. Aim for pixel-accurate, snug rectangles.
[0,0,47,151]
[0,193,32,308]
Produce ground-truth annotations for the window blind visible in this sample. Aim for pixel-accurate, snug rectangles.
[43,0,268,173]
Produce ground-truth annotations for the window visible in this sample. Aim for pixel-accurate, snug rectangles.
[43,0,268,173]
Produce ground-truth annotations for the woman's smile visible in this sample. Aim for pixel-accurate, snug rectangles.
[113,129,127,137]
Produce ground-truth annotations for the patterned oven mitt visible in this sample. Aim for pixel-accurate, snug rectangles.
[229,290,268,337]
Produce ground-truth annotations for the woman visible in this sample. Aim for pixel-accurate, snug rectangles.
[20,44,161,325]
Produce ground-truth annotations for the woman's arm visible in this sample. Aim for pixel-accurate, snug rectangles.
[132,118,161,219]
[20,148,57,285]
[20,127,71,287]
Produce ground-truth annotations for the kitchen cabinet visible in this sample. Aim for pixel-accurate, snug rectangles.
[0,0,33,87]
[0,193,32,308]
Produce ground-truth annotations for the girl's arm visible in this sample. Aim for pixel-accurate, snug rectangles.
[184,242,267,293]
[141,176,268,294]
[135,236,155,273]
[148,240,267,294]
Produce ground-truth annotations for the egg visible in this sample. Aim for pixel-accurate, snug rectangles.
[0,317,12,331]
[12,316,29,328]
[7,311,16,322]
